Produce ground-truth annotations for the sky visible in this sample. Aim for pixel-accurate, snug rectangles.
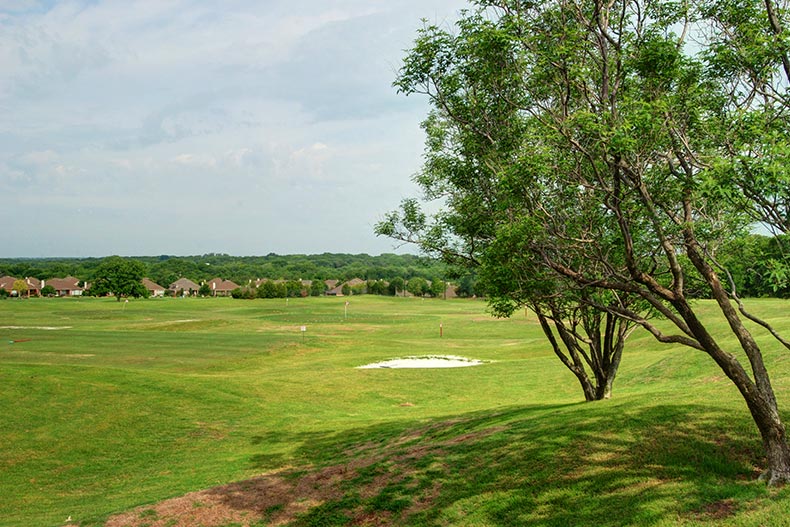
[0,0,464,257]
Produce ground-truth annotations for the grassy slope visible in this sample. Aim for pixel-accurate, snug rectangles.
[0,296,789,526]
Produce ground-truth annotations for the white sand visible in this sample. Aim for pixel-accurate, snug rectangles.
[357,355,486,369]
[0,326,72,330]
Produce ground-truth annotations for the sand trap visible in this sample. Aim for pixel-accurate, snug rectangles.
[357,355,486,369]
[0,325,72,330]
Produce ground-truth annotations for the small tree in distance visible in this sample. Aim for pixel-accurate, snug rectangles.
[90,256,148,301]
[12,279,28,298]
[388,277,405,296]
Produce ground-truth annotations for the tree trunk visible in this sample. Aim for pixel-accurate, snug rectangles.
[535,307,624,402]
[536,311,598,401]
[673,294,790,484]
[752,398,790,485]
[683,238,790,483]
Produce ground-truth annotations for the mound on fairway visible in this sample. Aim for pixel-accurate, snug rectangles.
[357,355,486,369]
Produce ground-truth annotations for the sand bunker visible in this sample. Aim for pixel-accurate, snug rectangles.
[0,325,72,330]
[357,355,486,369]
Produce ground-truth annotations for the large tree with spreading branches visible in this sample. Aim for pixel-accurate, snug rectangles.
[378,0,790,483]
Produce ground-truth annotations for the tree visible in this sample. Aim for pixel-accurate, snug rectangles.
[381,0,790,483]
[702,0,790,236]
[198,283,211,297]
[285,280,304,298]
[310,280,327,297]
[41,285,56,297]
[257,280,278,299]
[429,279,446,298]
[454,274,479,298]
[388,277,405,296]
[406,276,429,297]
[719,234,790,297]
[90,256,148,300]
[12,279,28,298]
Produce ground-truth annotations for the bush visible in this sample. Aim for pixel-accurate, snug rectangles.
[231,287,256,299]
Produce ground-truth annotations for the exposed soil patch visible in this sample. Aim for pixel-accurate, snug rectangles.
[105,464,349,527]
[693,499,738,520]
[104,420,506,527]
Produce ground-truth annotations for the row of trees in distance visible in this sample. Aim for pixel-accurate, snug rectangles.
[0,253,452,293]
[232,276,448,299]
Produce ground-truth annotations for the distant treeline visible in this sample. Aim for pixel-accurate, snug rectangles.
[2,234,784,299]
[0,253,454,290]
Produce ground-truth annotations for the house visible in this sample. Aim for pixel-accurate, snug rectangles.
[346,278,367,290]
[207,277,239,296]
[326,278,366,296]
[142,278,165,297]
[0,275,18,295]
[444,282,458,299]
[24,277,41,297]
[44,276,84,297]
[169,278,199,296]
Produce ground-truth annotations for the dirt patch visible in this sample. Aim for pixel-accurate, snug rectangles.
[693,499,738,520]
[105,464,349,527]
[104,454,441,527]
[105,420,507,527]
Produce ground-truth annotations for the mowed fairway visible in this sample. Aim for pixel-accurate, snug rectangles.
[2,296,790,526]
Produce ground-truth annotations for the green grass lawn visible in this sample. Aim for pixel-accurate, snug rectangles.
[1,295,789,526]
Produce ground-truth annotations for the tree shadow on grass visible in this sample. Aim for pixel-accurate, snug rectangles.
[109,402,772,526]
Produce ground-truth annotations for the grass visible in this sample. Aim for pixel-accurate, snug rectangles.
[1,295,789,526]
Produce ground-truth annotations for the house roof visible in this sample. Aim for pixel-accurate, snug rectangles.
[25,277,41,289]
[327,284,345,295]
[46,277,82,290]
[346,278,366,286]
[208,278,239,291]
[0,276,17,290]
[142,278,164,291]
[170,278,199,291]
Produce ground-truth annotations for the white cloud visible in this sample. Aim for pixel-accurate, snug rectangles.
[0,0,463,256]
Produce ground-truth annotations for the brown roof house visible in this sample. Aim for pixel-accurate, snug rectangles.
[24,277,41,297]
[327,278,367,296]
[0,276,39,297]
[170,278,200,296]
[142,278,166,297]
[0,276,28,296]
[207,278,239,297]
[0,275,14,293]
[44,276,84,297]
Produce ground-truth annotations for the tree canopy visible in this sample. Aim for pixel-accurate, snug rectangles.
[89,256,149,301]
